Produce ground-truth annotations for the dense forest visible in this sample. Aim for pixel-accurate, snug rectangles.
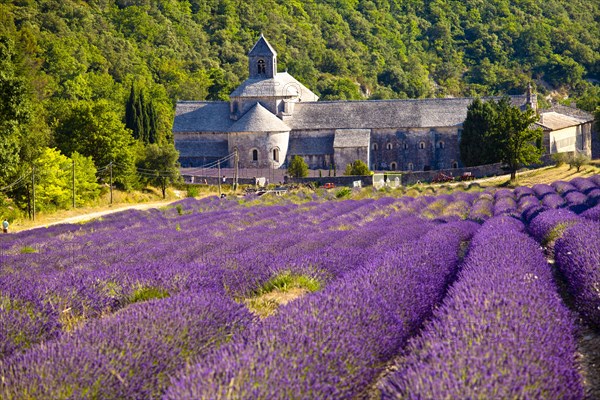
[0,0,599,213]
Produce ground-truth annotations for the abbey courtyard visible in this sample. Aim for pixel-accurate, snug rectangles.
[173,35,594,173]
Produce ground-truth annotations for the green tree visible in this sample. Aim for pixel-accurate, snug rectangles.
[287,155,309,178]
[0,35,30,186]
[54,100,138,189]
[459,98,501,167]
[461,97,542,179]
[125,83,159,144]
[136,143,180,198]
[344,159,370,176]
[494,98,543,181]
[33,148,99,210]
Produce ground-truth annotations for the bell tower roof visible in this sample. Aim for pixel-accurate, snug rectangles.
[248,33,277,57]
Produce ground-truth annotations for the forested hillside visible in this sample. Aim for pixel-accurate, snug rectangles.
[0,0,599,213]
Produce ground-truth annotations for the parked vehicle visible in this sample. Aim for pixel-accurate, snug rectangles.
[323,182,336,189]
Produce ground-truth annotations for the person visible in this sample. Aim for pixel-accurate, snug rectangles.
[2,219,8,233]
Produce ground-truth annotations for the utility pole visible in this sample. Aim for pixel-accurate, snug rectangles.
[234,149,239,192]
[31,165,36,221]
[217,159,222,196]
[109,162,113,205]
[72,159,76,208]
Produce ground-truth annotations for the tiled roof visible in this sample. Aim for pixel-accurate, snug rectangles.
[288,135,334,155]
[248,34,277,56]
[287,96,529,130]
[230,72,319,101]
[173,102,233,133]
[175,140,229,157]
[536,112,590,131]
[542,104,594,123]
[334,129,371,148]
[229,103,290,132]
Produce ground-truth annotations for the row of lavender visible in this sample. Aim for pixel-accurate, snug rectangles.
[379,216,583,398]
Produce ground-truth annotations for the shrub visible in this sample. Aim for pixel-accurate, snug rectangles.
[344,160,370,176]
[551,152,569,167]
[287,156,309,178]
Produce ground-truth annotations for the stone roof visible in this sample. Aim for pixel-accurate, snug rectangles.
[542,104,595,123]
[230,72,319,101]
[229,103,290,133]
[536,112,590,131]
[173,101,232,133]
[334,129,371,148]
[287,96,529,130]
[288,135,334,155]
[248,34,276,56]
[176,140,229,157]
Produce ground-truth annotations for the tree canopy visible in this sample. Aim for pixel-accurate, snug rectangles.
[344,160,371,176]
[287,155,309,178]
[460,97,543,179]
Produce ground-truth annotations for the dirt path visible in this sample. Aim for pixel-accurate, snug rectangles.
[13,200,178,232]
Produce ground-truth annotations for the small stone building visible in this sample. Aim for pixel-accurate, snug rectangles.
[174,35,594,172]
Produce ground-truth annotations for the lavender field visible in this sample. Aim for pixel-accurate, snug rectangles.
[1,176,600,399]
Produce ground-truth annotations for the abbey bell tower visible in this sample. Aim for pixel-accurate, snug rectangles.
[248,33,277,79]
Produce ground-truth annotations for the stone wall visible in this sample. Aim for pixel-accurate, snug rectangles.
[370,127,461,172]
[285,175,373,187]
[228,130,289,169]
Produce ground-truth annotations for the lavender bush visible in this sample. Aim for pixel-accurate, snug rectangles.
[554,220,600,328]
[0,290,254,399]
[379,217,583,399]
[528,209,582,245]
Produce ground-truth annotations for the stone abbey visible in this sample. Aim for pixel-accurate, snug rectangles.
[174,35,593,172]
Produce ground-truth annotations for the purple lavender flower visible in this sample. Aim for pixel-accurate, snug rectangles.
[532,183,556,198]
[581,204,600,222]
[555,220,600,329]
[527,209,582,245]
[1,291,254,399]
[378,217,583,399]
[164,222,479,400]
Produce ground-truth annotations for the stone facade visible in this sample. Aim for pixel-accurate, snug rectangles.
[173,36,595,172]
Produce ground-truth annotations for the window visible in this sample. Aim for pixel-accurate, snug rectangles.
[407,163,414,171]
[438,141,444,149]
[403,142,409,150]
[390,162,397,171]
[252,149,258,161]
[452,162,459,169]
[372,143,378,151]
[272,147,280,162]
[386,143,393,150]
[257,59,266,74]
[419,142,426,149]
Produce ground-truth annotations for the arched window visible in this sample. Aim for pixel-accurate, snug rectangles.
[403,142,409,150]
[452,161,459,169]
[419,142,426,150]
[272,147,280,162]
[372,143,378,151]
[252,149,258,161]
[407,163,414,171]
[390,162,397,171]
[257,59,266,74]
[438,141,445,149]
[386,143,393,150]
